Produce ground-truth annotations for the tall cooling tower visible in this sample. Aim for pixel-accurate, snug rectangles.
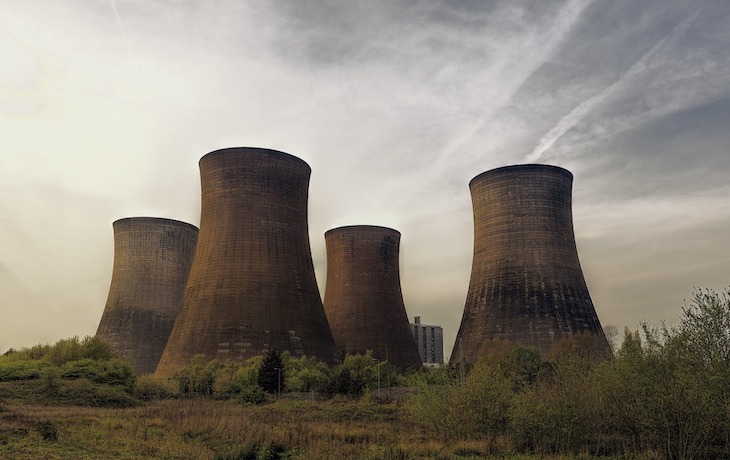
[323,226,422,371]
[155,147,339,377]
[96,217,198,375]
[451,164,608,363]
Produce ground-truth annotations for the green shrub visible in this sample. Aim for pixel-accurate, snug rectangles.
[451,362,513,441]
[175,355,224,396]
[0,359,51,381]
[41,367,60,397]
[134,375,179,400]
[59,358,136,391]
[407,382,454,439]
[284,354,329,393]
[58,378,139,407]
[45,336,114,366]
[236,385,267,405]
[213,357,261,398]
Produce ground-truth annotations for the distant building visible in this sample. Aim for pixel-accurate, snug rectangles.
[410,316,444,366]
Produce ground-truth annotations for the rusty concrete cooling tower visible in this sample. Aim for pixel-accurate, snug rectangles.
[155,147,339,377]
[96,217,198,375]
[451,164,608,363]
[323,226,422,371]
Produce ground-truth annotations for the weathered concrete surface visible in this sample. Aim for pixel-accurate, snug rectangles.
[451,164,608,363]
[323,226,422,371]
[96,217,198,375]
[155,148,338,377]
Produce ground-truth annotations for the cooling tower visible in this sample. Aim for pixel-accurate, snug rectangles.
[323,226,422,371]
[451,164,608,363]
[155,147,339,377]
[96,217,198,375]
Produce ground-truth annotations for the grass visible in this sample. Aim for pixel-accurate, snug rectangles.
[0,396,650,460]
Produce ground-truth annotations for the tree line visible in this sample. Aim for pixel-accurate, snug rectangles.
[1,287,728,459]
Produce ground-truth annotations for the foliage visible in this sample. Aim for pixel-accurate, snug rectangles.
[0,336,119,383]
[510,357,601,454]
[2,287,730,460]
[56,378,139,407]
[235,384,267,406]
[409,344,521,444]
[59,358,136,391]
[44,336,115,366]
[175,355,223,396]
[324,350,401,397]
[134,375,180,401]
[0,360,51,381]
[282,353,329,393]
[0,336,137,408]
[257,348,285,395]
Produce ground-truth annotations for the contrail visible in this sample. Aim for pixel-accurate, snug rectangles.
[525,10,701,163]
[109,0,130,53]
[434,0,597,167]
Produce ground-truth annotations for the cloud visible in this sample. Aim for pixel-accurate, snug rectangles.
[526,9,703,163]
[1,0,729,358]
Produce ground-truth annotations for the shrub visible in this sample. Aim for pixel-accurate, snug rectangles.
[134,375,179,400]
[284,354,329,393]
[58,378,139,407]
[407,382,454,439]
[236,384,267,405]
[41,367,60,397]
[36,420,58,441]
[59,358,136,391]
[451,361,513,442]
[175,355,224,396]
[0,359,51,381]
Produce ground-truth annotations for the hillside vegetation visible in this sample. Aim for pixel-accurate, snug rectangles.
[1,287,728,459]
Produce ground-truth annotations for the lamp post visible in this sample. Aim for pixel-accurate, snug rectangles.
[374,358,380,398]
[274,367,282,398]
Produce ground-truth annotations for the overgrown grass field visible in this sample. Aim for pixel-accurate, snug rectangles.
[1,288,728,459]
[0,396,640,460]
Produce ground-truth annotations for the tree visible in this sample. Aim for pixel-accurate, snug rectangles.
[257,348,284,396]
[675,287,730,370]
[603,324,619,355]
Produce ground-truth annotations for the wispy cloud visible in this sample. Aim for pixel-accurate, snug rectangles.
[1,0,729,356]
[526,9,702,163]
[108,0,130,54]
[434,0,598,167]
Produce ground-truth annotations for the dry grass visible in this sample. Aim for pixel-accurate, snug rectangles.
[0,398,642,459]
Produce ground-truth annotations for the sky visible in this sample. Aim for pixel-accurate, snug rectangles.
[1,0,729,358]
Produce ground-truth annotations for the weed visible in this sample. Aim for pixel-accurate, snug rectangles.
[36,420,58,441]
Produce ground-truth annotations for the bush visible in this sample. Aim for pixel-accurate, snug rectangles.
[0,360,51,381]
[36,420,58,441]
[58,378,139,407]
[236,385,267,405]
[452,362,513,442]
[45,336,115,366]
[175,355,224,396]
[134,375,179,400]
[407,382,455,439]
[284,354,329,393]
[41,367,60,397]
[408,359,513,446]
[213,357,261,398]
[59,358,136,391]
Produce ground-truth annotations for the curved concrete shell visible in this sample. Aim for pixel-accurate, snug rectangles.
[451,164,608,363]
[323,225,422,371]
[156,147,338,377]
[96,217,198,375]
